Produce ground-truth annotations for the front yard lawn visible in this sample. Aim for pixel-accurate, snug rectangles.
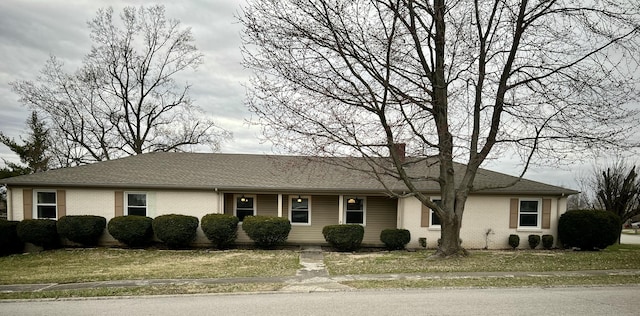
[0,248,300,284]
[324,244,640,275]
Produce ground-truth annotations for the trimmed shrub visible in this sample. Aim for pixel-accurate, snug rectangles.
[418,237,427,248]
[528,234,541,249]
[322,224,364,252]
[380,229,411,250]
[152,214,199,249]
[542,234,554,249]
[16,219,59,249]
[0,220,24,256]
[558,209,621,250]
[201,213,239,249]
[242,216,291,249]
[508,234,520,249]
[108,216,154,248]
[57,215,106,246]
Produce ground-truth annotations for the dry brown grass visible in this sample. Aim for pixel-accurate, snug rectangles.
[0,248,300,284]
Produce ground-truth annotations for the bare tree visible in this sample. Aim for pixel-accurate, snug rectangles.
[241,0,640,257]
[594,162,640,224]
[11,5,230,166]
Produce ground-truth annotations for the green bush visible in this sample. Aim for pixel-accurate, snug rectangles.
[528,234,541,249]
[108,216,154,248]
[542,234,554,249]
[508,234,520,249]
[16,219,59,249]
[201,213,239,249]
[242,216,291,249]
[0,220,24,256]
[57,215,106,246]
[558,209,621,250]
[152,214,199,249]
[380,229,411,250]
[322,224,364,252]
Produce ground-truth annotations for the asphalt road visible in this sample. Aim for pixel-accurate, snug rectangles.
[1,286,638,316]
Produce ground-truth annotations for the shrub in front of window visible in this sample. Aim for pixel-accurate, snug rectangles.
[322,224,364,252]
[541,234,554,249]
[380,228,411,250]
[152,214,199,249]
[508,234,520,249]
[108,215,154,248]
[0,220,24,256]
[57,215,106,247]
[241,215,292,249]
[558,209,621,250]
[16,219,59,249]
[528,234,541,249]
[201,213,239,249]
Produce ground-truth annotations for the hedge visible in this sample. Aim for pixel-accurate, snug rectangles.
[508,234,520,249]
[152,214,199,249]
[16,219,59,249]
[108,216,154,248]
[541,234,554,249]
[0,220,24,256]
[528,234,541,249]
[322,224,364,252]
[380,228,411,250]
[558,209,621,250]
[241,216,291,249]
[201,213,239,249]
[57,215,106,247]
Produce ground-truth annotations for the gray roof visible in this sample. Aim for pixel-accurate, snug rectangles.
[2,152,578,196]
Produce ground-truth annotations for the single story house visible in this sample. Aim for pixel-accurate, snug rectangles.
[2,152,578,249]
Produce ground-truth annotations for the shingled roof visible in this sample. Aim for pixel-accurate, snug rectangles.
[2,152,578,195]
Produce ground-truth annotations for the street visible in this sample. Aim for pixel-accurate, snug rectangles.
[1,286,638,316]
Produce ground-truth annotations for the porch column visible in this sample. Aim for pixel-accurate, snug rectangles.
[338,194,344,224]
[217,191,224,214]
[277,194,283,217]
[396,197,404,228]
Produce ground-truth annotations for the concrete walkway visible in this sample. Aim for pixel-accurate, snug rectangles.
[2,246,640,294]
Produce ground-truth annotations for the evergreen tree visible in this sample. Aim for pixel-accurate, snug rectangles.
[0,111,51,177]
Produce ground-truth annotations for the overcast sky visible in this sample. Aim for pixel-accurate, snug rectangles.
[0,0,614,190]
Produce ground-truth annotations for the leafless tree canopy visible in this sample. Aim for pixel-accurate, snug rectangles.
[11,5,231,166]
[241,0,640,256]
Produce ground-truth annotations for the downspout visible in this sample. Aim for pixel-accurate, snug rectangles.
[338,195,344,224]
[5,185,11,221]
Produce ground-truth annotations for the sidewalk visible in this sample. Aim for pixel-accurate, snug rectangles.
[2,246,640,294]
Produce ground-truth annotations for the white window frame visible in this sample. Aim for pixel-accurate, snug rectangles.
[234,194,256,222]
[518,198,542,229]
[430,197,442,229]
[33,190,57,219]
[125,192,147,216]
[289,195,311,226]
[344,196,366,226]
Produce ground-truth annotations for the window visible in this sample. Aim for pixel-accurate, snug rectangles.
[345,197,365,225]
[290,196,311,225]
[431,198,442,227]
[35,191,56,219]
[126,193,147,216]
[519,199,541,228]
[235,194,255,222]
